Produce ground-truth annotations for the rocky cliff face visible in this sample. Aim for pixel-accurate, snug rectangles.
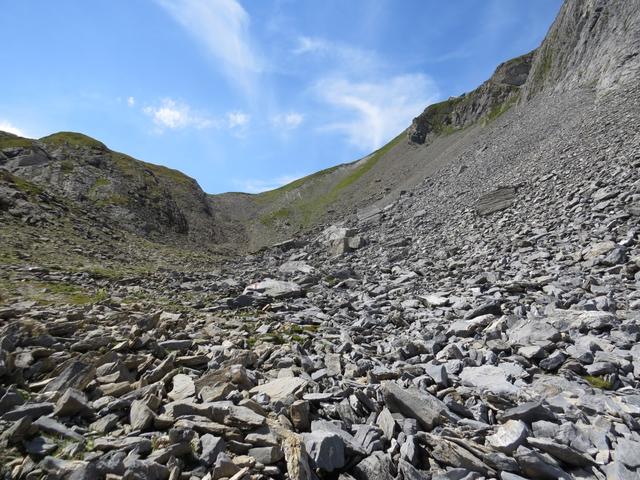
[408,0,640,145]
[407,52,534,145]
[523,0,640,98]
[0,132,245,249]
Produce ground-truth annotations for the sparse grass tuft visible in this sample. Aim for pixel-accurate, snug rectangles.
[0,170,44,196]
[483,92,521,125]
[60,160,74,173]
[583,375,614,390]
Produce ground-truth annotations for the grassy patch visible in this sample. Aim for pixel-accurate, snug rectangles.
[0,135,32,149]
[258,131,406,227]
[94,178,110,187]
[530,42,554,93]
[254,164,341,205]
[60,160,74,173]
[112,151,194,187]
[423,97,466,134]
[40,132,106,149]
[95,194,128,208]
[583,375,614,390]
[0,170,43,196]
[483,92,521,125]
[259,207,293,226]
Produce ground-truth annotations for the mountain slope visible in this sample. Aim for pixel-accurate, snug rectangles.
[1,0,639,257]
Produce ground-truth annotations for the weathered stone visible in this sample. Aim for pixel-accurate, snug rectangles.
[377,407,397,441]
[200,433,226,466]
[302,431,346,472]
[168,373,195,401]
[34,416,84,442]
[501,401,556,424]
[514,446,571,480]
[248,446,284,465]
[290,399,310,431]
[43,361,95,398]
[382,381,452,431]
[250,377,308,401]
[476,187,516,216]
[459,365,522,397]
[54,388,92,418]
[243,279,303,299]
[2,402,54,421]
[486,420,528,453]
[526,437,596,467]
[352,451,395,480]
[130,399,155,432]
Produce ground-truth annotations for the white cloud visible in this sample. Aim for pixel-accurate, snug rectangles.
[155,0,260,94]
[0,120,26,137]
[227,111,250,128]
[293,36,328,55]
[236,174,303,193]
[272,112,304,130]
[293,35,380,72]
[315,74,439,151]
[143,98,214,130]
[127,96,136,107]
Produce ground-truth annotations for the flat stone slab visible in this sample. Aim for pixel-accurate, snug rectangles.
[476,187,516,216]
[249,377,308,402]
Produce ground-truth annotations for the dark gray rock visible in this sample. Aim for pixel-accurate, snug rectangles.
[303,431,346,472]
[382,381,453,431]
[476,187,517,216]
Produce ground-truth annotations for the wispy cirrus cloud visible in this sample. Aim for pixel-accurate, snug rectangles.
[154,0,260,95]
[271,112,304,130]
[293,35,380,72]
[315,74,439,151]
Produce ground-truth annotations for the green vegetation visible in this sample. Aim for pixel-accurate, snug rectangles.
[423,96,466,134]
[1,278,110,306]
[530,41,555,94]
[94,178,110,187]
[334,132,404,191]
[483,92,521,125]
[0,170,43,196]
[0,135,32,149]
[95,194,128,207]
[259,207,293,226]
[38,282,98,305]
[258,132,406,227]
[583,375,614,390]
[254,164,341,205]
[112,151,194,186]
[39,132,106,149]
[60,160,74,173]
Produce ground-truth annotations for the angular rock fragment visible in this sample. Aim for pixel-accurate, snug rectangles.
[382,381,453,431]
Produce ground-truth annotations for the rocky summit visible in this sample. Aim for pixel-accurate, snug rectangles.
[2,1,640,479]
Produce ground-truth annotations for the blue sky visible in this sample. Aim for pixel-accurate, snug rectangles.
[0,0,562,193]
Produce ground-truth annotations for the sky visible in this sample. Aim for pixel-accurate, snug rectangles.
[0,0,562,194]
